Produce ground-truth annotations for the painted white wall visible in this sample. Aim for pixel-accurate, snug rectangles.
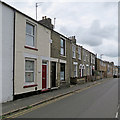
[14,12,51,95]
[0,1,2,113]
[1,3,14,103]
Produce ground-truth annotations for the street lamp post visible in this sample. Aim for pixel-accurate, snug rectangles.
[100,54,104,80]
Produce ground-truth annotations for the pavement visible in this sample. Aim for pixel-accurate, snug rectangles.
[1,78,113,117]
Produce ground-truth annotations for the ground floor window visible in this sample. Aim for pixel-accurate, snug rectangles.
[25,59,35,82]
[86,66,89,75]
[74,65,77,77]
[60,63,65,81]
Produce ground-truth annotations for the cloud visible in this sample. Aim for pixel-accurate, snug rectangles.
[78,19,117,46]
[2,1,118,64]
[94,39,118,57]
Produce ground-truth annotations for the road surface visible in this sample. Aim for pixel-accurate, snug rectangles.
[10,78,119,118]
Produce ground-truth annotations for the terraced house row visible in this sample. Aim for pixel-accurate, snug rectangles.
[0,1,118,103]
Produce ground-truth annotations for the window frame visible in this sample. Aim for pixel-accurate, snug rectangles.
[60,38,66,56]
[25,21,36,48]
[92,56,95,64]
[72,44,76,58]
[91,54,92,63]
[60,63,65,81]
[74,65,77,77]
[78,47,81,60]
[83,50,86,61]
[25,58,36,85]
[86,65,89,75]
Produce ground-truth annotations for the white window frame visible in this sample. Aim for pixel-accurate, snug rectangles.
[60,63,65,81]
[60,37,66,56]
[72,44,76,58]
[26,21,36,48]
[78,47,81,60]
[83,50,86,61]
[90,66,92,75]
[91,54,92,63]
[86,65,89,75]
[86,52,89,62]
[74,65,77,77]
[24,58,36,85]
[92,56,95,64]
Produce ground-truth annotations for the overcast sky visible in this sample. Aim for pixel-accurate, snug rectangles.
[2,0,118,65]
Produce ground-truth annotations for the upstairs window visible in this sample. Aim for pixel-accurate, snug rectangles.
[78,47,81,60]
[72,44,76,58]
[87,54,89,62]
[86,53,89,62]
[26,22,35,47]
[83,50,86,61]
[60,38,65,56]
[92,56,95,64]
[91,54,95,64]
[91,54,92,63]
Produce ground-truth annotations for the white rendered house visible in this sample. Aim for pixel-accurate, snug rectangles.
[0,1,14,103]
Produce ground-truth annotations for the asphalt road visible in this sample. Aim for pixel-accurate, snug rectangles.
[16,78,118,118]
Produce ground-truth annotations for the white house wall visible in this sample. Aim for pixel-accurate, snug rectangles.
[14,12,51,95]
[1,3,14,103]
[0,1,2,110]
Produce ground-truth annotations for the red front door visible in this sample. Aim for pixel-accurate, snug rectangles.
[42,65,47,89]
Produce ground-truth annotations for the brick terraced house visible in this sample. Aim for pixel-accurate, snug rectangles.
[96,58,107,79]
[39,17,71,88]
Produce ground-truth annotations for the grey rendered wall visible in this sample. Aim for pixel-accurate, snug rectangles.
[1,3,14,103]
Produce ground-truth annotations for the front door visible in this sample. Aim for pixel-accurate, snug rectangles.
[80,69,82,78]
[51,62,56,87]
[42,64,47,89]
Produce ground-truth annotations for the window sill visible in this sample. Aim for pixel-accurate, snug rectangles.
[24,46,38,51]
[23,84,38,88]
[72,57,76,59]
[60,80,66,83]
[60,55,66,58]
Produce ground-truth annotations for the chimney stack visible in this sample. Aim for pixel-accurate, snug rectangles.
[69,36,76,44]
[38,16,54,30]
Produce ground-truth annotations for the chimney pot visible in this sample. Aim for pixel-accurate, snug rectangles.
[68,36,76,44]
[38,16,54,30]
[42,16,44,20]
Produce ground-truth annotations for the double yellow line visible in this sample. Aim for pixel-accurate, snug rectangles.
[3,80,106,119]
[4,93,74,119]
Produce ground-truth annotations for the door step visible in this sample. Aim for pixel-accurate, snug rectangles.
[41,89,49,92]
[51,87,58,90]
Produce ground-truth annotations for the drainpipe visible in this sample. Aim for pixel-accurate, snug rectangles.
[13,10,16,100]
[100,54,104,80]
